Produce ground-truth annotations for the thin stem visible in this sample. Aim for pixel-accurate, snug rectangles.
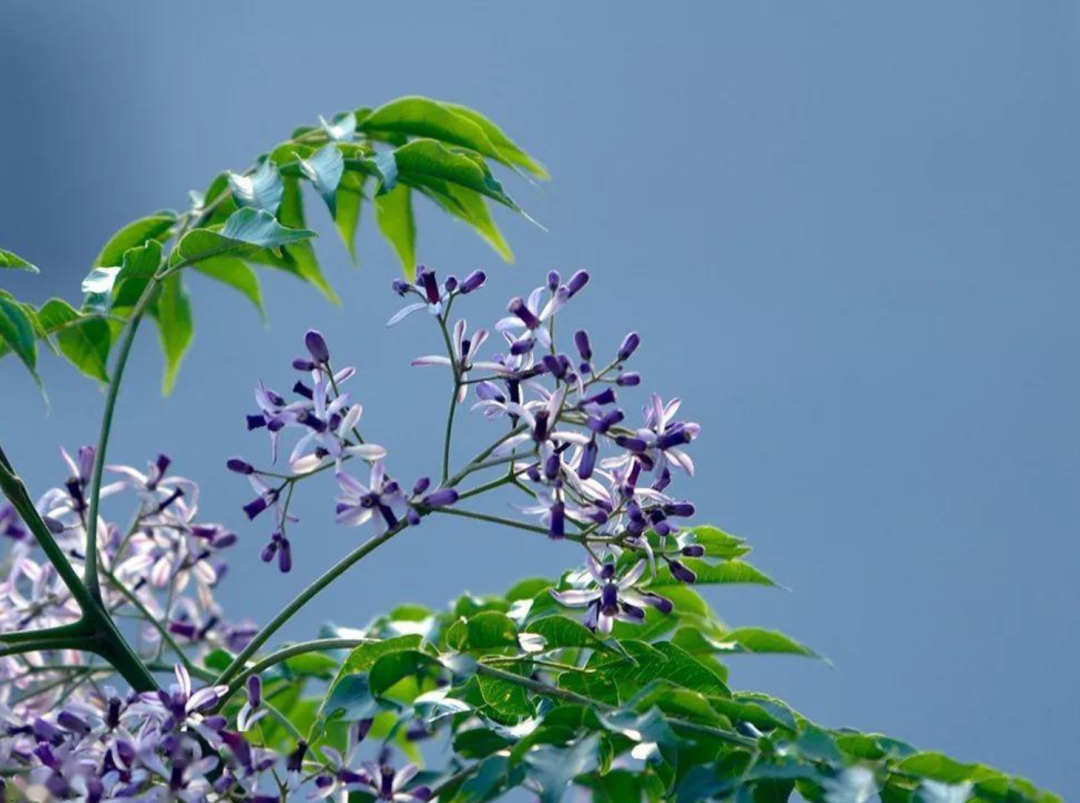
[102,570,198,675]
[437,317,461,484]
[215,524,408,686]
[218,637,368,707]
[84,276,161,600]
[431,507,550,536]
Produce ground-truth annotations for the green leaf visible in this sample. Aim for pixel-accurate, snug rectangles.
[109,240,164,311]
[192,256,265,320]
[361,97,511,167]
[151,272,193,395]
[525,615,617,655]
[477,674,533,718]
[446,754,511,803]
[898,753,1000,785]
[446,611,519,654]
[54,317,111,382]
[443,102,549,179]
[394,138,519,209]
[277,176,339,304]
[525,735,599,803]
[711,628,819,659]
[228,160,284,214]
[334,171,365,266]
[298,145,345,217]
[339,635,423,675]
[321,673,379,723]
[0,291,39,380]
[590,640,730,699]
[0,248,39,273]
[648,559,777,589]
[558,670,619,706]
[368,650,440,699]
[92,213,176,269]
[374,184,416,279]
[687,525,752,560]
[418,183,513,262]
[173,208,316,266]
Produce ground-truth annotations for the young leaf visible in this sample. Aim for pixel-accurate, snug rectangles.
[276,177,339,304]
[228,160,284,215]
[394,139,519,209]
[360,96,509,166]
[298,145,345,217]
[173,208,316,266]
[446,611,518,654]
[192,256,266,320]
[91,214,176,269]
[375,185,417,279]
[334,171,365,266]
[442,102,550,179]
[712,628,820,660]
[55,318,111,382]
[0,248,39,273]
[524,616,617,656]
[0,291,39,380]
[151,272,194,395]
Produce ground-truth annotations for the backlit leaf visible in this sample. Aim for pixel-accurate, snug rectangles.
[375,185,416,279]
[0,248,39,273]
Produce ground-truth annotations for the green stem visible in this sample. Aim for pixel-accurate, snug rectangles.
[0,444,158,691]
[219,637,368,706]
[102,569,199,675]
[84,278,160,601]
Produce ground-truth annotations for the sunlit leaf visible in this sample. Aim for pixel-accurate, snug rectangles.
[375,185,416,279]
[228,160,284,215]
[150,272,193,395]
[0,290,39,381]
[173,208,316,266]
[91,213,176,269]
[192,256,265,320]
[443,101,549,179]
[0,248,39,273]
[394,139,519,209]
[298,145,345,217]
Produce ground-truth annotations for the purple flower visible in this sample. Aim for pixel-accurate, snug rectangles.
[551,557,672,634]
[335,463,407,532]
[386,266,450,325]
[0,504,26,540]
[357,761,431,802]
[411,320,503,402]
[494,285,567,353]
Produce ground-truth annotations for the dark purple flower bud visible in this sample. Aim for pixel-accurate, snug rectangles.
[532,410,550,442]
[658,428,693,450]
[246,675,263,707]
[548,502,565,539]
[600,562,616,580]
[461,270,486,294]
[642,592,674,614]
[583,388,617,407]
[244,497,269,520]
[260,540,277,563]
[169,621,197,639]
[617,332,641,362]
[615,436,648,453]
[578,441,598,480]
[57,710,90,735]
[444,275,459,293]
[305,330,330,364]
[246,414,267,431]
[392,278,410,296]
[287,740,308,773]
[227,458,255,475]
[544,453,561,481]
[665,501,696,518]
[278,538,293,573]
[681,544,706,558]
[574,330,592,361]
[413,477,431,496]
[356,718,374,742]
[419,268,441,304]
[616,372,641,387]
[547,270,561,290]
[542,354,568,379]
[421,489,459,508]
[566,270,590,296]
[292,358,316,371]
[510,337,535,356]
[508,297,541,329]
[43,515,65,535]
[668,559,697,584]
[407,509,422,526]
